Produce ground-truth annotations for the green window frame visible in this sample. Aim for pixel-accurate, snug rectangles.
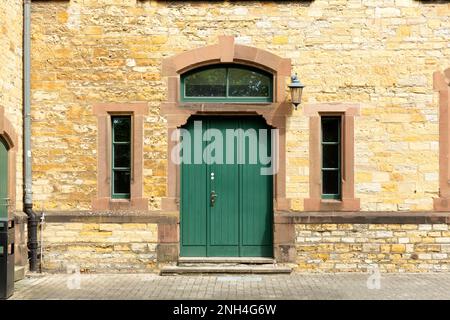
[180,64,273,103]
[321,116,341,200]
[111,116,131,199]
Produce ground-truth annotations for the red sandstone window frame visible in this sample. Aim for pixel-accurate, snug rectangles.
[303,103,360,211]
[92,103,148,211]
[433,68,450,211]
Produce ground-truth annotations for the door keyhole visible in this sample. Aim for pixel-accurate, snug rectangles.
[210,190,217,207]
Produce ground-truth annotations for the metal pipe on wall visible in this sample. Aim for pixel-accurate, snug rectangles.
[23,0,39,272]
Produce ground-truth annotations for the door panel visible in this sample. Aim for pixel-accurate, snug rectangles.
[208,119,239,256]
[180,120,208,256]
[180,117,273,257]
[240,118,273,257]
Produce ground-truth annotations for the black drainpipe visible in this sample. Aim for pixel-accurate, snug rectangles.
[24,205,39,272]
[23,0,39,272]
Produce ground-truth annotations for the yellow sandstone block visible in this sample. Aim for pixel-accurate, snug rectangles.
[151,35,168,45]
[382,182,398,192]
[396,25,411,37]
[82,224,100,231]
[356,172,372,183]
[391,244,406,253]
[122,224,149,230]
[79,231,113,237]
[84,26,103,35]
[56,11,69,24]
[272,35,288,45]
[95,246,113,253]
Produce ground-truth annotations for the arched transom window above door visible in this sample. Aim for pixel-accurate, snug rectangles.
[181,64,273,103]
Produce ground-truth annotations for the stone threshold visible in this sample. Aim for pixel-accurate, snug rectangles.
[178,257,275,264]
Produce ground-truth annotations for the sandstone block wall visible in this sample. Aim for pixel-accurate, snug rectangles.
[296,223,450,272]
[30,0,450,212]
[42,222,158,273]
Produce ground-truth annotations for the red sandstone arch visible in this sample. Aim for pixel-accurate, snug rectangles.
[160,36,292,215]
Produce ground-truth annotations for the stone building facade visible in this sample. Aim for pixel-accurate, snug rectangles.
[1,0,450,274]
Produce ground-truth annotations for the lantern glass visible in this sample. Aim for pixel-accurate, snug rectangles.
[290,86,303,106]
[288,74,304,109]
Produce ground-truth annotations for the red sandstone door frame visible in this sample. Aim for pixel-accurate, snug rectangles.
[160,36,292,211]
[160,36,292,260]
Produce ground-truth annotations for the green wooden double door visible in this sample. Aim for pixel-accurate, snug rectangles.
[180,117,273,257]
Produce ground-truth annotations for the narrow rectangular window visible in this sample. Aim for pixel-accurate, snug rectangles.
[321,116,341,199]
[111,116,131,199]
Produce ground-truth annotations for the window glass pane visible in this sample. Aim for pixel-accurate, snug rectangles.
[114,144,131,168]
[322,118,340,142]
[184,68,227,97]
[322,170,339,195]
[113,170,130,194]
[113,117,131,142]
[228,68,270,97]
[322,144,339,169]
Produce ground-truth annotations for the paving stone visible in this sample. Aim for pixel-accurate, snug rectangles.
[8,273,450,300]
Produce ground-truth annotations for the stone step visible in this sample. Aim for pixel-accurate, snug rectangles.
[179,263,277,268]
[178,257,275,265]
[160,265,292,276]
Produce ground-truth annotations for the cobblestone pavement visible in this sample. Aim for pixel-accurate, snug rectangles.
[9,273,450,300]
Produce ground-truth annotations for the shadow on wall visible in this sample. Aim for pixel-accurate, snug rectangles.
[33,0,70,2]
[149,0,314,6]
[147,0,450,4]
[415,0,450,3]
[35,0,450,5]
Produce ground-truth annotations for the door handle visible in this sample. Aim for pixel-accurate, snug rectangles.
[210,190,217,207]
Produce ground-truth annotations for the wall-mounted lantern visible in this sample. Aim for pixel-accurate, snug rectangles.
[288,74,305,110]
